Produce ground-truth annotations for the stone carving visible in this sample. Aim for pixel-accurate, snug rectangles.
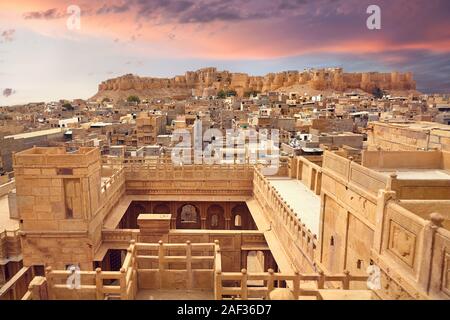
[388,221,416,267]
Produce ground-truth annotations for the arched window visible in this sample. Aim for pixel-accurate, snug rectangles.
[234,215,242,227]
[180,205,197,223]
[207,205,224,229]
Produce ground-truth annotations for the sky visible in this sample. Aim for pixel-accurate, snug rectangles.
[0,0,449,105]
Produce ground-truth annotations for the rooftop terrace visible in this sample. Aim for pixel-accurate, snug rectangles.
[266,177,320,235]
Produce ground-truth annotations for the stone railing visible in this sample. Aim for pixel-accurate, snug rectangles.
[322,151,389,201]
[137,240,218,291]
[289,156,323,195]
[14,147,100,168]
[102,155,289,180]
[104,156,255,196]
[0,229,21,264]
[0,178,15,198]
[0,267,34,300]
[96,167,126,237]
[124,161,254,181]
[362,150,445,170]
[20,276,47,300]
[253,169,318,273]
[100,156,294,197]
[100,167,126,199]
[102,229,140,246]
[215,268,368,300]
[371,197,450,300]
[22,240,221,300]
[28,241,138,300]
[388,175,450,200]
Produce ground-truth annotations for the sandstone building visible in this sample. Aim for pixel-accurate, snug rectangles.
[368,121,450,152]
[1,146,449,300]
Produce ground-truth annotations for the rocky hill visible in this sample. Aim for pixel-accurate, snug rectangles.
[91,67,417,101]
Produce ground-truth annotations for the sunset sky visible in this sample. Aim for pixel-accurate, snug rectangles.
[0,0,449,105]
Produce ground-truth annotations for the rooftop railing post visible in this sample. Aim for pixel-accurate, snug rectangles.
[293,271,300,299]
[45,266,54,300]
[318,270,325,289]
[95,268,103,300]
[120,268,127,300]
[158,240,165,289]
[343,270,351,290]
[267,268,275,296]
[241,269,248,300]
[186,241,192,290]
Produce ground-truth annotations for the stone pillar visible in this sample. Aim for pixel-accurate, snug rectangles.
[315,172,322,195]
[297,159,302,180]
[241,251,248,270]
[201,218,207,229]
[29,276,49,300]
[373,189,396,253]
[170,202,177,229]
[417,213,444,293]
[264,251,273,271]
[199,203,207,227]
[0,265,6,286]
[309,168,315,191]
[225,218,231,230]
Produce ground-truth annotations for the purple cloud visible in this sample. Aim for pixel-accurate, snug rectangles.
[2,88,16,97]
[23,8,66,20]
[97,3,131,15]
[0,29,15,43]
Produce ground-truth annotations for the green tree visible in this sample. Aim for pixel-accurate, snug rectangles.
[226,90,237,97]
[62,103,74,111]
[217,90,226,99]
[372,87,385,99]
[127,95,140,103]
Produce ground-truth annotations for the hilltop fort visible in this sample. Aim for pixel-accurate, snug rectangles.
[92,67,417,101]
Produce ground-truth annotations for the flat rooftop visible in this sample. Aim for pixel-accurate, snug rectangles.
[373,121,450,133]
[4,128,63,140]
[266,177,320,235]
[377,169,450,180]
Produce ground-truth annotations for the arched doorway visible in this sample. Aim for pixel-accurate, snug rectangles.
[176,204,201,229]
[206,205,225,229]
